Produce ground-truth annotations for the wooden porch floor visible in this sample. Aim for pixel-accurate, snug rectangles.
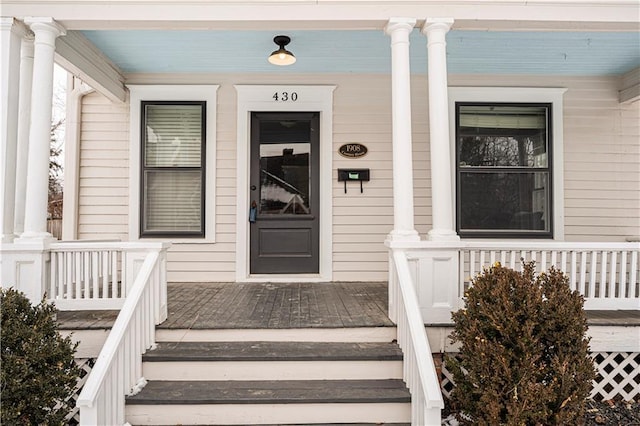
[56,281,640,330]
[57,281,394,330]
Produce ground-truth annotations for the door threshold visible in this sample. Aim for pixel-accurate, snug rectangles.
[243,274,329,283]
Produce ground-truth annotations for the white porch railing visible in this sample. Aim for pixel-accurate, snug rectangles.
[48,241,169,310]
[389,241,640,324]
[389,249,444,425]
[461,242,640,311]
[76,248,168,425]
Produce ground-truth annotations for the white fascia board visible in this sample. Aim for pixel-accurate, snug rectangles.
[3,1,639,30]
[55,30,126,103]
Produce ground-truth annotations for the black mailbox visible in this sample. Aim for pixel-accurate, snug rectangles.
[338,168,370,193]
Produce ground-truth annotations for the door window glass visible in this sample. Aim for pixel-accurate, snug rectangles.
[258,119,312,215]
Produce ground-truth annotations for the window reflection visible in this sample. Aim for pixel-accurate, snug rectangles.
[259,143,311,215]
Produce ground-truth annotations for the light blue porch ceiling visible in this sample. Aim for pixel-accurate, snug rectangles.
[80,30,640,76]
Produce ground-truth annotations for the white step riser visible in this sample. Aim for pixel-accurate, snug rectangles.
[156,327,397,343]
[126,402,411,425]
[143,360,403,381]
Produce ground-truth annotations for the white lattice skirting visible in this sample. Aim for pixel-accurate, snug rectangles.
[441,352,640,402]
[63,358,96,424]
[591,352,640,401]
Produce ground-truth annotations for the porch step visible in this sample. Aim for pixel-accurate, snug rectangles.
[145,341,403,361]
[125,379,411,425]
[142,341,403,380]
[155,326,397,343]
[127,337,410,425]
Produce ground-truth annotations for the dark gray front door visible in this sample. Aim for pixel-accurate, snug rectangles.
[250,112,320,274]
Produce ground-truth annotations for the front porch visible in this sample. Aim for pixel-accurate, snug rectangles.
[58,281,640,418]
[8,239,637,423]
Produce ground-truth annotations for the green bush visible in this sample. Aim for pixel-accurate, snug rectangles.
[446,262,596,425]
[1,288,81,425]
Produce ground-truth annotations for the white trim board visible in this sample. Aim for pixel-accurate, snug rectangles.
[235,85,336,282]
[127,84,219,243]
[448,87,567,241]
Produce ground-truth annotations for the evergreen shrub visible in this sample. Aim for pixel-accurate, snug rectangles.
[446,262,596,425]
[1,288,81,425]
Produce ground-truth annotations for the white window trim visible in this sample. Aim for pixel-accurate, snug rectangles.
[448,87,567,240]
[128,84,218,243]
[235,85,335,282]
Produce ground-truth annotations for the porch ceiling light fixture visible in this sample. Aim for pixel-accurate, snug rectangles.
[268,35,296,66]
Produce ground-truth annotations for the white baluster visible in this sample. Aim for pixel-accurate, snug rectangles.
[609,251,617,299]
[590,251,598,298]
[83,251,90,298]
[531,250,537,269]
[620,251,628,299]
[75,251,82,298]
[570,251,577,291]
[65,252,72,299]
[101,251,108,298]
[579,251,587,296]
[49,252,57,299]
[57,252,64,299]
[600,251,608,298]
[112,251,118,298]
[470,250,476,281]
[91,251,99,299]
[630,251,638,296]
[104,374,112,425]
[561,251,568,273]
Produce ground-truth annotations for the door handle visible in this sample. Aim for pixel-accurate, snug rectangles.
[250,185,257,191]
[249,201,257,223]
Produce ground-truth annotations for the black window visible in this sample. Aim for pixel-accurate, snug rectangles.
[456,103,552,238]
[140,101,205,237]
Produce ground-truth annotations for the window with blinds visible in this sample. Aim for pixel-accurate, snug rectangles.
[456,103,552,238]
[141,102,205,237]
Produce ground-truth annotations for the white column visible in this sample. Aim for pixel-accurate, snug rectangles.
[422,18,459,241]
[18,17,66,241]
[384,18,420,242]
[1,18,27,242]
[14,34,35,236]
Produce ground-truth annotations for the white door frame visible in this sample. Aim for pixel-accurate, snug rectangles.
[235,85,335,282]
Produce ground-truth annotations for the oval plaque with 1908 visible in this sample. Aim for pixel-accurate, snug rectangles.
[338,143,368,158]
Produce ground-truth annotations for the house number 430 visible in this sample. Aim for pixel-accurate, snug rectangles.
[273,92,298,102]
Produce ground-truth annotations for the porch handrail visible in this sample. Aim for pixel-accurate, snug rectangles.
[390,249,444,425]
[76,250,165,425]
[459,241,640,251]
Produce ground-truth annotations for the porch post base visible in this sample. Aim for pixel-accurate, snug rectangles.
[1,240,52,304]
[406,248,460,324]
[14,231,55,242]
[1,233,17,243]
[386,229,421,243]
[427,228,460,242]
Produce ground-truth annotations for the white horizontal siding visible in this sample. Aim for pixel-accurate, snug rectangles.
[77,92,129,241]
[75,73,639,282]
[562,77,640,242]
